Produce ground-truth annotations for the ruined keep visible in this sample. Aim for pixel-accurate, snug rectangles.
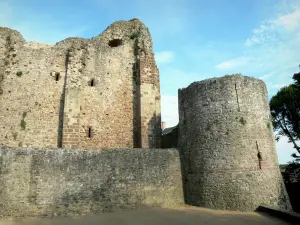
[178,75,292,211]
[0,19,292,218]
[0,19,161,149]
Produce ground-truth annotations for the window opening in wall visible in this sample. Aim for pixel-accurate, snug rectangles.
[108,39,123,47]
[88,127,92,138]
[256,141,262,170]
[89,79,95,87]
[55,72,60,81]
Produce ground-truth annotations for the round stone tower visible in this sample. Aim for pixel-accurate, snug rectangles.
[178,74,292,211]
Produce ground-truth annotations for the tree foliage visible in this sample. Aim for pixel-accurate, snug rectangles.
[282,161,300,183]
[281,160,300,213]
[270,72,300,158]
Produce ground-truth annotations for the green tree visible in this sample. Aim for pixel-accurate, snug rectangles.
[270,71,300,159]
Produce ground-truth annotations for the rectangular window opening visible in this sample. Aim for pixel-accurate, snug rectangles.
[88,127,92,138]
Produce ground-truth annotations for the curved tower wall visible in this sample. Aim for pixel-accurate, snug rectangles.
[178,74,292,211]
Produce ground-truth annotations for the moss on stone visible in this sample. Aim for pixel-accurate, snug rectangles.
[20,119,26,130]
[129,32,140,39]
[20,112,27,130]
[12,132,17,140]
[0,73,3,95]
[16,71,23,77]
[239,117,247,125]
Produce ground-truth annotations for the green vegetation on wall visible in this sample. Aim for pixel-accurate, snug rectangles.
[239,117,247,125]
[20,112,27,130]
[16,71,23,77]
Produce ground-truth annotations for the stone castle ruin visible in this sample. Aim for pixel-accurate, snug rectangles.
[0,18,161,149]
[0,19,293,218]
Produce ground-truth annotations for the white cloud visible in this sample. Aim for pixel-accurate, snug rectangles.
[245,23,278,47]
[259,73,272,81]
[222,0,300,99]
[276,136,300,164]
[271,83,288,89]
[243,0,300,165]
[216,57,252,70]
[275,6,300,31]
[161,95,179,128]
[245,3,300,47]
[155,51,175,65]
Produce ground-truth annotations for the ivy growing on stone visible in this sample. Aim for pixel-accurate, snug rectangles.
[16,71,23,77]
[239,117,247,125]
[20,112,27,130]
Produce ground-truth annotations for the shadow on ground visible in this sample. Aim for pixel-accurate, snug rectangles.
[0,206,290,225]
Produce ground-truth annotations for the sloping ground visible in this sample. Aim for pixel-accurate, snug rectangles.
[0,206,290,225]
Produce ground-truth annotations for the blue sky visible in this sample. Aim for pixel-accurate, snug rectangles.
[1,0,299,163]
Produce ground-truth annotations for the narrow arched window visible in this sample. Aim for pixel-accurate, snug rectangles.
[88,127,92,138]
[89,79,95,87]
[55,72,60,81]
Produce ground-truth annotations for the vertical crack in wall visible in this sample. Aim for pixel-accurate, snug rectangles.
[256,141,262,170]
[184,110,192,174]
[235,83,240,112]
[132,38,142,148]
[57,49,70,148]
[28,155,38,205]
[0,35,12,96]
[0,59,5,96]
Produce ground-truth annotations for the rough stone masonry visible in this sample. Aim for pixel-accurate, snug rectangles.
[178,74,292,211]
[0,18,161,149]
[0,147,184,218]
[0,19,292,217]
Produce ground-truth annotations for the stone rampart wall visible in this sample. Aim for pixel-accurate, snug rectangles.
[0,147,184,218]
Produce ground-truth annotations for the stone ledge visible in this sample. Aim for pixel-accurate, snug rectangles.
[256,205,300,225]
